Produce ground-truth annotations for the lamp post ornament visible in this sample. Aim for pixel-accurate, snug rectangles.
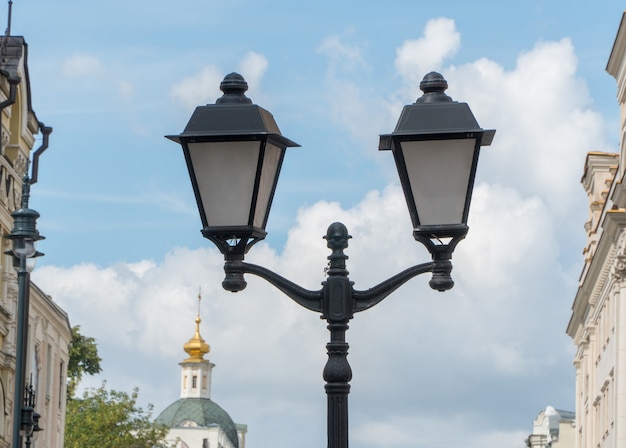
[168,71,494,448]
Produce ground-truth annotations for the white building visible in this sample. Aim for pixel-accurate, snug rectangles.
[156,311,246,448]
[526,406,575,448]
[566,11,626,448]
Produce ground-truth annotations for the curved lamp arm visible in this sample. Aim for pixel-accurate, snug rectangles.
[353,261,435,312]
[223,260,323,313]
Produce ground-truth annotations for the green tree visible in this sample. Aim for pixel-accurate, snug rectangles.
[64,383,168,448]
[67,325,102,399]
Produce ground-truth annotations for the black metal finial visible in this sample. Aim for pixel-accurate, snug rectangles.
[416,71,453,103]
[324,222,351,276]
[216,72,252,105]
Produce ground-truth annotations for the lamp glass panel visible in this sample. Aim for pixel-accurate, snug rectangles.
[253,142,282,228]
[401,138,476,226]
[188,141,260,227]
[25,257,37,273]
[13,239,36,259]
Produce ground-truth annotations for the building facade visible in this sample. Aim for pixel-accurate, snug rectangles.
[156,310,246,448]
[0,35,72,447]
[567,12,626,448]
[526,406,575,448]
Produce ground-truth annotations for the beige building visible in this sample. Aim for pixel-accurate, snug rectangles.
[0,35,72,447]
[567,11,626,448]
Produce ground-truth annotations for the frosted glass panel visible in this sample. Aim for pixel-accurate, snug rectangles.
[188,141,260,227]
[401,139,475,226]
[253,143,282,228]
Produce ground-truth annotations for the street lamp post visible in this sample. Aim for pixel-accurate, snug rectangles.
[167,71,495,448]
[5,174,44,448]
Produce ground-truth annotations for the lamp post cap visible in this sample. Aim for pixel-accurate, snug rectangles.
[217,72,252,105]
[417,72,452,103]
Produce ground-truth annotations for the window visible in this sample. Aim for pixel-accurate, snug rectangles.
[45,344,52,399]
[0,378,5,437]
[58,360,64,408]
[192,375,197,389]
[32,343,39,391]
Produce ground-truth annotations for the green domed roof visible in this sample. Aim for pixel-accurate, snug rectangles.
[156,397,238,447]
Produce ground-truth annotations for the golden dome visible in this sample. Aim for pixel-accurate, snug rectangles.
[183,315,210,362]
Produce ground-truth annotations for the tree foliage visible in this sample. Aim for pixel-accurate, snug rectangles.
[64,383,168,448]
[67,325,102,398]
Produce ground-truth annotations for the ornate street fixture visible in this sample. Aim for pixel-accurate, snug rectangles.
[168,71,494,448]
[5,174,44,448]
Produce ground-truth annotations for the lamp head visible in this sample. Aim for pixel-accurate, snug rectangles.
[167,73,299,261]
[379,71,495,261]
[4,174,44,267]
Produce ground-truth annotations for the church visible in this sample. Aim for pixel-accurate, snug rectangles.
[156,305,247,448]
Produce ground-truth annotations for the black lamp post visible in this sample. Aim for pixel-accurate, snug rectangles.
[168,71,494,448]
[5,174,44,448]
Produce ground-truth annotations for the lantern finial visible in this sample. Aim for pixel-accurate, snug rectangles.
[416,72,452,103]
[216,72,252,104]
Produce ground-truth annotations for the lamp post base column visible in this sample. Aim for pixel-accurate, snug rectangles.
[324,323,351,448]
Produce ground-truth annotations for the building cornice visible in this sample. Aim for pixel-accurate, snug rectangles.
[608,12,626,103]
[568,210,626,342]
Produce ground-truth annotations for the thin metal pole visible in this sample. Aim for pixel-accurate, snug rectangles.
[12,258,28,448]
[5,0,12,37]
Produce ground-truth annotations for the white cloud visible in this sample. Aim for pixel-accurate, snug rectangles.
[352,413,527,448]
[456,184,555,291]
[169,52,270,112]
[61,54,104,78]
[170,65,223,112]
[395,18,460,88]
[317,34,367,73]
[33,178,573,446]
[238,51,269,93]
[443,38,608,219]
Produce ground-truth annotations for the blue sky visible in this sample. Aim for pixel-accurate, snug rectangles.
[5,1,624,447]
[15,1,622,266]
